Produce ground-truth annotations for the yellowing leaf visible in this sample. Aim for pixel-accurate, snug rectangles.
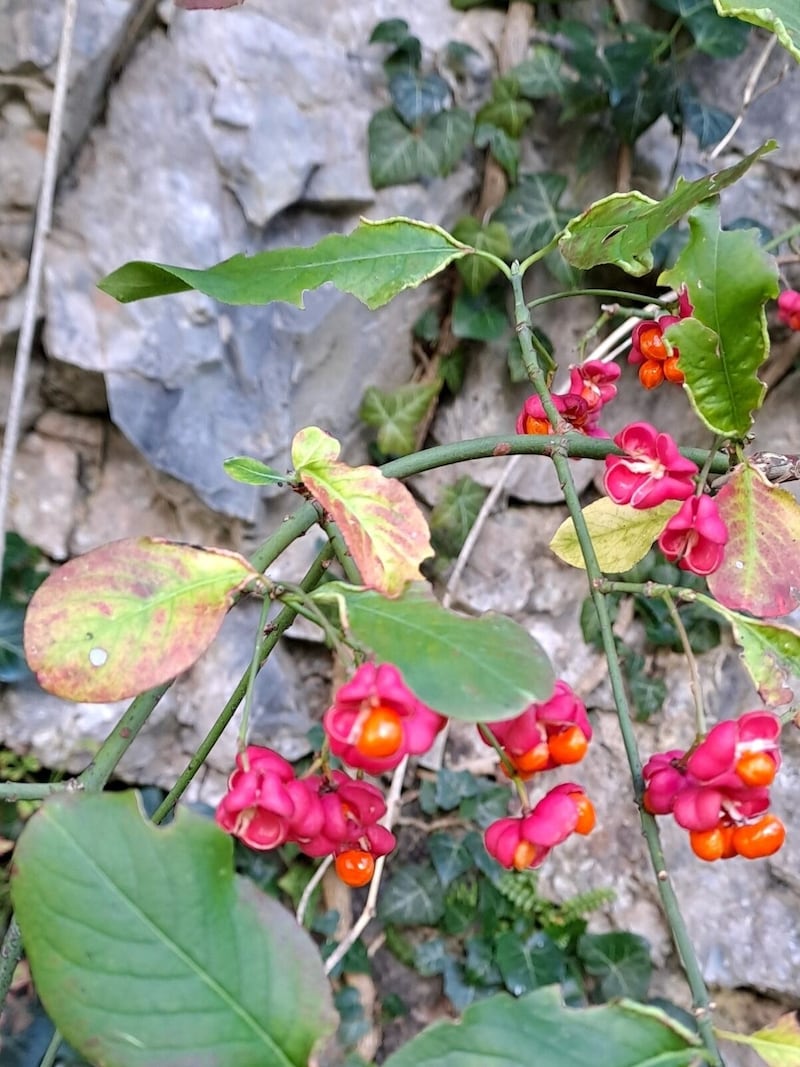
[23,538,260,702]
[292,427,432,597]
[549,499,681,572]
[707,463,800,618]
[717,1013,800,1067]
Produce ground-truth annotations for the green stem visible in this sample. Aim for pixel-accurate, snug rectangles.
[597,579,698,602]
[469,248,512,279]
[249,500,320,573]
[527,288,671,312]
[0,780,79,801]
[511,265,723,1066]
[323,519,362,584]
[518,235,561,275]
[763,222,800,252]
[78,684,171,792]
[0,918,22,1007]
[150,544,334,825]
[237,594,273,753]
[39,1029,62,1067]
[696,435,725,495]
[662,592,706,736]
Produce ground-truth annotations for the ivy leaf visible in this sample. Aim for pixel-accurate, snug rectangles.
[23,538,261,702]
[389,71,451,127]
[313,581,554,721]
[369,18,411,45]
[292,427,432,597]
[694,594,800,705]
[495,931,566,996]
[558,140,776,275]
[713,0,800,61]
[452,290,509,341]
[11,793,337,1067]
[610,70,676,144]
[378,864,445,926]
[423,108,475,172]
[661,203,778,436]
[429,476,490,558]
[493,173,573,260]
[476,94,534,138]
[577,933,653,1002]
[549,499,681,573]
[474,123,520,182]
[706,463,800,618]
[653,0,751,55]
[511,48,568,98]
[360,381,441,457]
[717,1012,800,1066]
[451,217,512,294]
[429,832,474,887]
[370,109,473,188]
[100,215,470,310]
[383,985,706,1067]
[223,456,292,486]
[677,84,734,149]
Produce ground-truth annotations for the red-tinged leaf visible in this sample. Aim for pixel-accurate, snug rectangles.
[292,427,432,597]
[708,463,800,618]
[717,1012,800,1067]
[694,594,800,705]
[24,538,261,702]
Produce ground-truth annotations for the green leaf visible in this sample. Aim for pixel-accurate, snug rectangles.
[429,832,474,887]
[11,792,336,1067]
[713,0,800,61]
[694,594,800,705]
[474,123,520,182]
[476,95,533,138]
[223,456,292,485]
[292,427,433,597]
[429,476,490,558]
[383,985,708,1067]
[717,1012,800,1066]
[495,931,565,996]
[414,937,450,976]
[360,381,441,457]
[511,48,568,98]
[610,69,676,144]
[100,215,470,310]
[23,538,261,702]
[369,108,473,188]
[451,217,511,294]
[378,864,445,926]
[434,767,483,810]
[559,141,776,275]
[677,84,734,149]
[705,463,800,617]
[0,602,31,683]
[314,581,554,720]
[661,204,778,435]
[654,0,751,55]
[624,650,668,721]
[369,18,411,45]
[493,173,572,260]
[389,71,451,126]
[452,290,509,341]
[578,932,652,1002]
[549,498,681,572]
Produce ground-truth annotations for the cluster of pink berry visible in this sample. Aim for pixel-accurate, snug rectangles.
[644,712,785,862]
[627,287,693,390]
[216,663,446,886]
[478,681,596,870]
[777,289,800,331]
[604,422,728,576]
[516,360,620,439]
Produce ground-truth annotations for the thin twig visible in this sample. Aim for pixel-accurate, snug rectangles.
[707,36,778,161]
[296,855,333,927]
[323,756,409,975]
[0,0,79,589]
[442,454,522,609]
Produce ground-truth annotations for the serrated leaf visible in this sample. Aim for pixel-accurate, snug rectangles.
[452,217,511,294]
[360,381,441,456]
[559,141,776,275]
[292,427,432,597]
[578,932,652,1002]
[429,476,490,558]
[99,215,470,310]
[429,832,474,887]
[661,204,778,436]
[714,0,800,61]
[383,985,707,1067]
[23,538,260,702]
[512,47,568,98]
[389,71,451,127]
[452,290,509,341]
[654,0,751,55]
[678,84,734,149]
[495,931,565,996]
[314,581,554,720]
[493,173,572,260]
[369,108,473,188]
[223,456,291,485]
[550,499,681,572]
[705,463,800,617]
[11,793,336,1067]
[694,593,800,705]
[717,1012,800,1066]
[378,864,445,926]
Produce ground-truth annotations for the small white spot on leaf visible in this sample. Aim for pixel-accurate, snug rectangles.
[734,560,744,570]
[89,647,108,667]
